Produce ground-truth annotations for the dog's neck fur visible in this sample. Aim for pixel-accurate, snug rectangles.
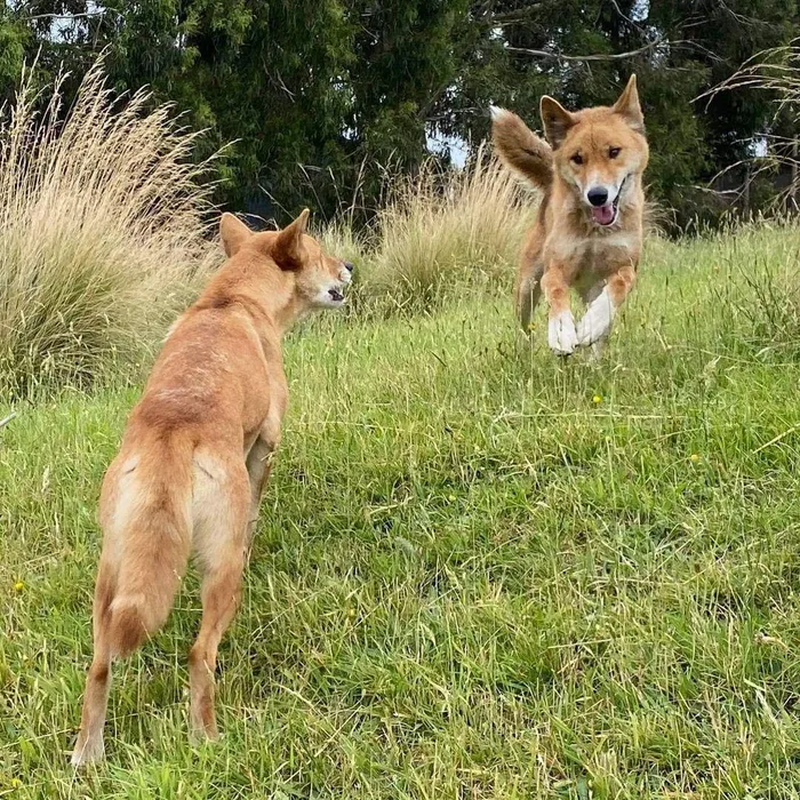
[197,249,304,336]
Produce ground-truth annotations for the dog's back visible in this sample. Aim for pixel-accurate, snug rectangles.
[97,301,268,656]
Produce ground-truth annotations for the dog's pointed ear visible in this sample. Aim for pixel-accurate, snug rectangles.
[220,213,252,257]
[613,74,644,133]
[539,96,576,148]
[272,208,310,271]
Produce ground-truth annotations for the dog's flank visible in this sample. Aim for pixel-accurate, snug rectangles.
[71,210,352,766]
[492,75,648,356]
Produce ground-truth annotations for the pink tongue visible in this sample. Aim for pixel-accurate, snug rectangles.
[592,204,615,225]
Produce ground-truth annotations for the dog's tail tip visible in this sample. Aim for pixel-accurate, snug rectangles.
[490,108,553,190]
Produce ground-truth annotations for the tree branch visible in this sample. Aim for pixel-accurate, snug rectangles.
[483,6,545,25]
[506,37,665,62]
[21,11,106,22]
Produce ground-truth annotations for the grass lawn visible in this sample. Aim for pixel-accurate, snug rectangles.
[3,226,800,798]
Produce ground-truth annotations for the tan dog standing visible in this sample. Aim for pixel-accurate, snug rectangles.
[491,75,648,356]
[71,210,352,766]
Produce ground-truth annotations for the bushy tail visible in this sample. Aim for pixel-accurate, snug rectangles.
[105,434,194,657]
[490,107,553,191]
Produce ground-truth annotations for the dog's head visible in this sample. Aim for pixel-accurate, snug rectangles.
[541,75,649,228]
[219,210,353,310]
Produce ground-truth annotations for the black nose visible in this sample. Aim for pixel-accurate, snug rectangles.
[344,261,354,273]
[587,187,609,206]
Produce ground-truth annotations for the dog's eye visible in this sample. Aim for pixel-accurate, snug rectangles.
[609,147,621,159]
[570,153,583,165]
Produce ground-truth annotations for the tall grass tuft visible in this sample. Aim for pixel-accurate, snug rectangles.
[0,60,218,398]
[364,144,531,313]
[698,42,800,357]
[724,224,800,358]
[701,39,800,213]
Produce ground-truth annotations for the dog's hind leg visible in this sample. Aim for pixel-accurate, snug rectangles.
[72,448,193,767]
[71,559,115,766]
[516,264,544,332]
[514,260,544,332]
[188,457,250,741]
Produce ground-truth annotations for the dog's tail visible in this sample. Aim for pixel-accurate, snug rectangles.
[490,107,553,191]
[105,432,194,657]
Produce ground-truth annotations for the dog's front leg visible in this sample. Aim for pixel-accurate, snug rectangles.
[577,265,636,347]
[541,266,578,356]
[245,434,277,541]
[246,385,286,540]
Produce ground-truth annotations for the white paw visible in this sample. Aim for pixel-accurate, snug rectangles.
[548,310,578,356]
[577,288,615,346]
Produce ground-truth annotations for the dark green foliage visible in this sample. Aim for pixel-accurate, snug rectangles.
[0,7,27,105]
[1,1,798,227]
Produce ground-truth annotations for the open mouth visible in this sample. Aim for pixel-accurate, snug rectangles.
[591,195,619,226]
[590,176,628,227]
[328,288,344,303]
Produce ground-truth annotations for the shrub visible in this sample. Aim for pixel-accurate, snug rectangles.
[0,61,217,398]
[364,145,531,313]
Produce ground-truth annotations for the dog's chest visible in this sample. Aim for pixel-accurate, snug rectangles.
[572,231,638,277]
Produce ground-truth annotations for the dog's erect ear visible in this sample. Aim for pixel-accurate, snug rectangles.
[220,213,252,257]
[272,208,310,271]
[539,96,576,148]
[613,74,644,133]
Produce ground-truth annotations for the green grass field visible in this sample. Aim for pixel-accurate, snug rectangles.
[3,226,800,798]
